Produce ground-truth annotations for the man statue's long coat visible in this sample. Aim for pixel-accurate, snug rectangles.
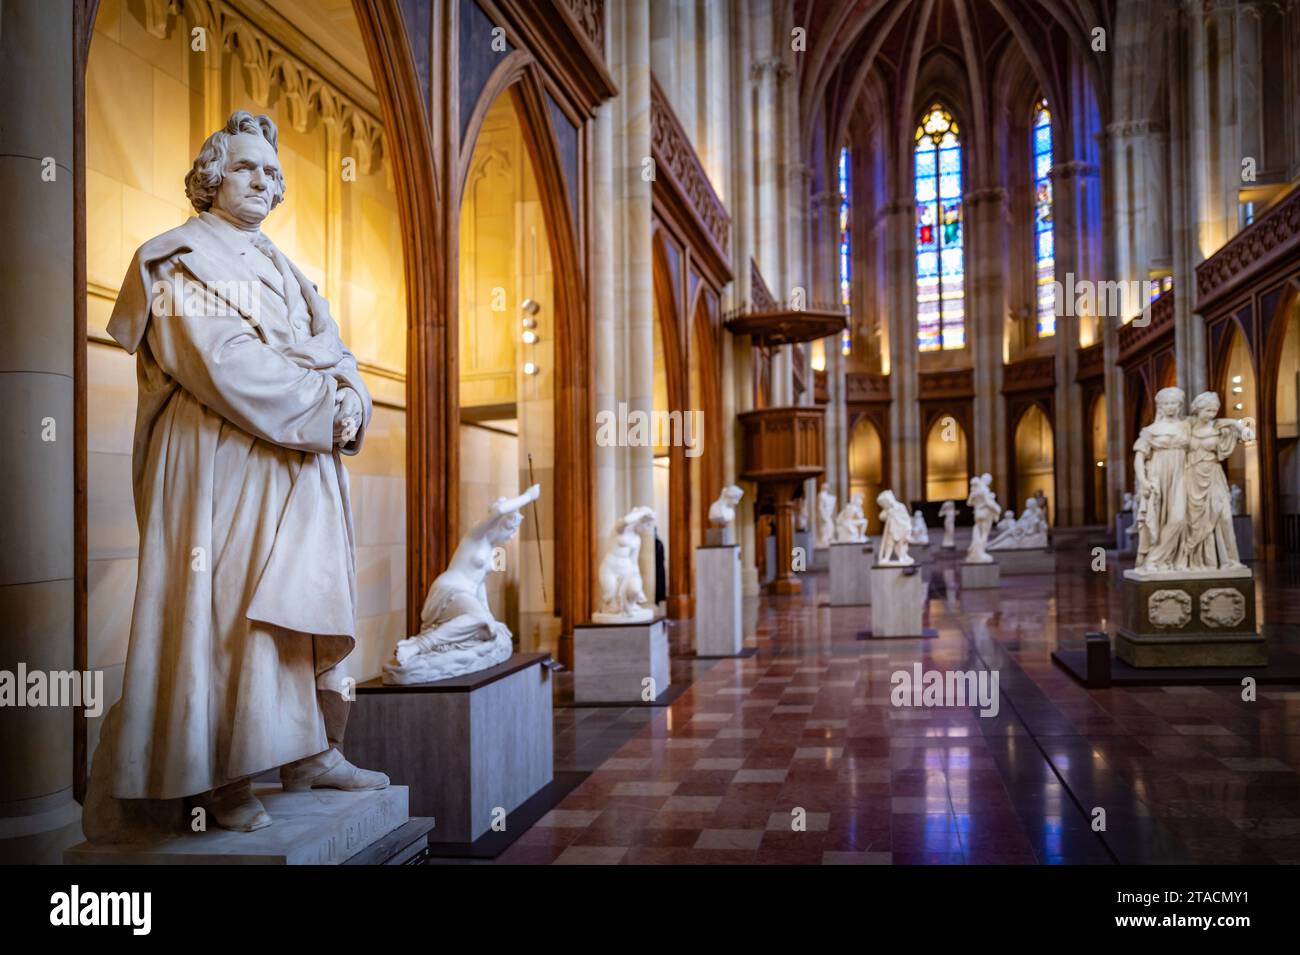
[105,211,372,799]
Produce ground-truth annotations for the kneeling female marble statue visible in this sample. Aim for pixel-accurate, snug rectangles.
[84,112,387,837]
[593,506,657,623]
[385,485,540,684]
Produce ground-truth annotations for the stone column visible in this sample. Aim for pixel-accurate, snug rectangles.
[0,0,80,863]
[965,187,1008,490]
[881,199,921,500]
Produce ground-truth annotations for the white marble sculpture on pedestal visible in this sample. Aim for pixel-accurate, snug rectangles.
[994,509,1016,534]
[988,496,1049,551]
[593,506,658,623]
[835,492,869,543]
[384,485,540,684]
[83,111,387,838]
[876,491,915,566]
[816,482,837,549]
[1122,491,1135,513]
[909,510,930,545]
[965,473,1001,564]
[939,500,957,548]
[1130,387,1252,579]
[709,485,744,527]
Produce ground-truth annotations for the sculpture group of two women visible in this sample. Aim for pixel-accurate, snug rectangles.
[1132,387,1253,577]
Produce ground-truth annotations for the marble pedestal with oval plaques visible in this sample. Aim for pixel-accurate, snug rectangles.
[1115,567,1266,667]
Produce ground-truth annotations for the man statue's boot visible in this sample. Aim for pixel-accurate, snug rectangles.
[203,777,272,832]
[280,689,389,792]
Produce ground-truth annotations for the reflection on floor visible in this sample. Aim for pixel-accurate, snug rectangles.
[494,551,1300,865]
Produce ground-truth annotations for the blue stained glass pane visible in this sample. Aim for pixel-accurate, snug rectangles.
[1037,231,1053,259]
[917,251,938,277]
[914,150,935,178]
[1035,154,1051,180]
[914,112,965,351]
[939,173,961,199]
[915,178,937,203]
[939,147,960,175]
[1034,126,1051,153]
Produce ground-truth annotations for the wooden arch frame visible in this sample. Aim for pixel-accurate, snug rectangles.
[453,53,594,653]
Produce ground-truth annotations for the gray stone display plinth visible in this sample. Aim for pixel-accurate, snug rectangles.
[960,561,1000,590]
[346,653,554,843]
[830,541,873,605]
[869,565,926,636]
[573,618,670,703]
[989,547,1056,575]
[695,545,743,656]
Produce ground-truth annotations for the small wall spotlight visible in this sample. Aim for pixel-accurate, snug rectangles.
[521,298,541,315]
[523,361,539,376]
[522,330,539,345]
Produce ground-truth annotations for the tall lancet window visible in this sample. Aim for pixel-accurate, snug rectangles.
[1033,99,1056,337]
[914,104,964,351]
[838,145,852,356]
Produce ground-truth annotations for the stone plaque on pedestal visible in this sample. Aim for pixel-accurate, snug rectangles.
[1115,572,1265,667]
[990,547,1056,575]
[573,618,670,703]
[960,561,1000,590]
[830,541,873,606]
[347,653,554,844]
[869,565,926,637]
[695,545,744,656]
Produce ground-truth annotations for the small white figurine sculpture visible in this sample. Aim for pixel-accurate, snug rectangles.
[909,510,930,545]
[1131,387,1253,578]
[965,473,1001,564]
[989,496,1049,551]
[1122,491,1135,513]
[1230,483,1244,517]
[816,483,837,549]
[593,506,658,623]
[876,491,915,566]
[939,500,957,548]
[384,485,539,684]
[708,485,744,527]
[835,492,869,543]
[995,509,1016,534]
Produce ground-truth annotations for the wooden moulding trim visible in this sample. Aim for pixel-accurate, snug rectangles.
[484,0,617,114]
[1075,342,1104,382]
[1000,355,1055,395]
[651,74,732,284]
[1118,293,1175,368]
[1196,184,1300,314]
[846,371,891,404]
[353,0,448,636]
[918,369,975,400]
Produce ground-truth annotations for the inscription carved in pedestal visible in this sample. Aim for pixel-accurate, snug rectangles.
[1148,589,1192,629]
[1199,587,1246,629]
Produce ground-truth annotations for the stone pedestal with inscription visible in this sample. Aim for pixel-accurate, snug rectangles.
[1115,569,1266,667]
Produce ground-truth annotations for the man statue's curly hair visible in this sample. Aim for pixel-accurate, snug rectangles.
[184,111,285,213]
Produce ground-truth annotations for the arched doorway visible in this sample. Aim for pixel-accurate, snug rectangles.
[457,61,593,661]
[457,91,555,650]
[924,413,969,501]
[690,294,723,548]
[1269,294,1300,547]
[1012,404,1056,522]
[848,416,884,533]
[1088,393,1108,524]
[1220,325,1259,535]
[651,233,690,616]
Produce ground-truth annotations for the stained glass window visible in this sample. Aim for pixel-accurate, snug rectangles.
[838,146,852,356]
[1033,99,1055,337]
[914,105,964,351]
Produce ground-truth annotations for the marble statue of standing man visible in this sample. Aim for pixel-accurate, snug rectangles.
[85,112,388,837]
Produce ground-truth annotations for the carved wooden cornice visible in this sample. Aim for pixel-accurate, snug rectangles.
[1119,289,1175,367]
[491,0,616,113]
[1196,185,1300,314]
[1001,354,1055,394]
[1075,342,1105,382]
[919,368,974,400]
[846,371,890,404]
[750,259,776,309]
[144,0,385,171]
[652,74,732,282]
